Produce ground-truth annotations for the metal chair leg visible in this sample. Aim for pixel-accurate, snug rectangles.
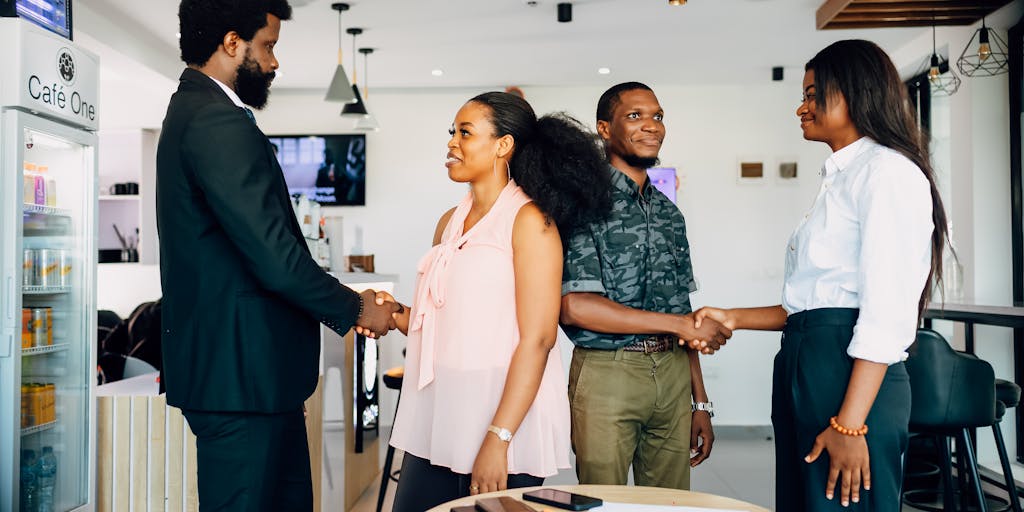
[992,421,1023,512]
[959,428,989,512]
[939,435,958,512]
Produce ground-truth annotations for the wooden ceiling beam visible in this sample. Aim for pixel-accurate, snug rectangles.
[817,0,1011,30]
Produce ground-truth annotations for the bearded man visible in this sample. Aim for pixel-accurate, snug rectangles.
[155,1,398,509]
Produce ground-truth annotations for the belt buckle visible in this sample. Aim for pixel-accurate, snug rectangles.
[643,337,657,354]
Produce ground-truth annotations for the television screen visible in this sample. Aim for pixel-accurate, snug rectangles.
[2,0,73,39]
[647,167,677,204]
[268,134,366,206]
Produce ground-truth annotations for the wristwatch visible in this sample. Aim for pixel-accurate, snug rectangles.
[488,425,513,442]
[692,401,715,418]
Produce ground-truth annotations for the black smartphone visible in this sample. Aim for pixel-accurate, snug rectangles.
[522,489,603,511]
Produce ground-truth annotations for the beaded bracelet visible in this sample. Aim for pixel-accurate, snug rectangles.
[829,416,868,437]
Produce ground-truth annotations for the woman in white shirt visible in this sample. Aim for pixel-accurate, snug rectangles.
[693,39,949,511]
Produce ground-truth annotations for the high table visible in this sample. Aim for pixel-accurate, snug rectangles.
[922,303,1024,482]
[428,484,770,512]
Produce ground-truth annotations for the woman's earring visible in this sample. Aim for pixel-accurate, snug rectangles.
[505,160,511,181]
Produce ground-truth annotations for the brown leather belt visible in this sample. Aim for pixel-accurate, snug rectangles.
[622,335,675,353]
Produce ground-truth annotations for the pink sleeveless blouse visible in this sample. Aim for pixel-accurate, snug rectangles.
[389,180,571,477]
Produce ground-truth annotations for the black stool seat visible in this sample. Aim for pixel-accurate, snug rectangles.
[996,379,1021,409]
[383,366,404,390]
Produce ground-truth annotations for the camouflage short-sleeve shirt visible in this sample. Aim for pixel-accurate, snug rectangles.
[561,165,697,350]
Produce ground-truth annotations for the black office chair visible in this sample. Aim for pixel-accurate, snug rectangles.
[904,328,996,511]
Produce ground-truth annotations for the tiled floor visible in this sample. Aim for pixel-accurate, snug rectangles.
[337,426,777,512]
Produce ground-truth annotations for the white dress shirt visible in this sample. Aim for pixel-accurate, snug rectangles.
[782,137,933,365]
[208,75,246,109]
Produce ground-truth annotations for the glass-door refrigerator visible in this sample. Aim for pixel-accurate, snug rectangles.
[0,16,99,512]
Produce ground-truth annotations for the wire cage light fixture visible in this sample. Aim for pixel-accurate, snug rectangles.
[957,17,1009,77]
[927,24,960,97]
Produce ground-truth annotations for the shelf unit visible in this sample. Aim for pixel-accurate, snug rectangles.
[22,344,70,357]
[20,420,57,437]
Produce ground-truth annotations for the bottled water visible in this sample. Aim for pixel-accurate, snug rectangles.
[20,449,37,512]
[35,446,56,512]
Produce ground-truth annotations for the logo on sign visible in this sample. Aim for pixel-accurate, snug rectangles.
[56,47,75,86]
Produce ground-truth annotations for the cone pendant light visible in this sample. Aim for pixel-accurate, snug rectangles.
[325,3,356,103]
[342,28,370,117]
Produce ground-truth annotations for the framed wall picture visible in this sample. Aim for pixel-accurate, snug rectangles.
[737,158,765,184]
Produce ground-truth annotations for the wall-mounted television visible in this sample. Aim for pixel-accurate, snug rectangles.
[1,0,72,40]
[268,134,366,206]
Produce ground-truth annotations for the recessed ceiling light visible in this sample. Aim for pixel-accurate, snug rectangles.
[598,67,611,75]
[431,69,444,77]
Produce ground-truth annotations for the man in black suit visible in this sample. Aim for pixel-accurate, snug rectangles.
[156,1,398,510]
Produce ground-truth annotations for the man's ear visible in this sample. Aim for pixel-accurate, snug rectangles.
[596,120,611,141]
[222,31,242,58]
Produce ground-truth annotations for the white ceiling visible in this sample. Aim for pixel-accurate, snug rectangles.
[74,0,932,91]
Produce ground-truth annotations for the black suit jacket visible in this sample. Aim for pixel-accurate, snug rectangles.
[156,68,360,413]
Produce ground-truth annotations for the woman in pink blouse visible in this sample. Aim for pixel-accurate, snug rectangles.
[367,92,611,511]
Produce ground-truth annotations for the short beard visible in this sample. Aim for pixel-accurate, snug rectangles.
[621,153,660,170]
[234,49,275,110]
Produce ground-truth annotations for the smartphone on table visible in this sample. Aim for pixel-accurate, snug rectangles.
[474,496,538,511]
[522,489,603,510]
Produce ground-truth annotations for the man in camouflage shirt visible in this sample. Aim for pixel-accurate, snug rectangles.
[560,82,731,490]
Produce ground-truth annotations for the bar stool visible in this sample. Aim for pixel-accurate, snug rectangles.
[992,378,1023,512]
[903,328,996,511]
[375,365,404,512]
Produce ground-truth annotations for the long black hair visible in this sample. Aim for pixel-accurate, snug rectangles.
[806,39,950,313]
[468,92,611,242]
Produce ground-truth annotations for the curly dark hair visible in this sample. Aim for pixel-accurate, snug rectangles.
[596,82,653,123]
[806,39,949,314]
[178,0,292,66]
[469,92,611,242]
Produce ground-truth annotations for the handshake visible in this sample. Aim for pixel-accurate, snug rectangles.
[679,307,734,355]
[353,289,406,339]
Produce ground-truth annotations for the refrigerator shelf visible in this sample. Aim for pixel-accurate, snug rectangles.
[23,203,72,217]
[20,420,57,437]
[21,343,70,356]
[23,285,72,295]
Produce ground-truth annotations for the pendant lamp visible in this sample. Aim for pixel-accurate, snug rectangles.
[927,24,960,97]
[341,28,369,117]
[324,3,357,103]
[957,17,1009,77]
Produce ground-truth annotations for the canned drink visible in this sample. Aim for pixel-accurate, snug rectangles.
[58,250,72,287]
[22,249,35,287]
[37,249,58,287]
[21,309,32,349]
[32,308,51,347]
[23,175,34,204]
[45,178,56,206]
[33,175,46,206]
[43,384,55,423]
[21,385,32,427]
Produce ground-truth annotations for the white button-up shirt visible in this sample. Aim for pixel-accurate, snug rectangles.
[208,75,247,109]
[783,137,933,365]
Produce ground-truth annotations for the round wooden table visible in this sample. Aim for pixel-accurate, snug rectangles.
[427,484,770,511]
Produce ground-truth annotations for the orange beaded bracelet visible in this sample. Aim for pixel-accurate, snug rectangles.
[829,416,868,437]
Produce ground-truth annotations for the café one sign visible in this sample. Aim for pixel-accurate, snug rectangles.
[0,18,100,131]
